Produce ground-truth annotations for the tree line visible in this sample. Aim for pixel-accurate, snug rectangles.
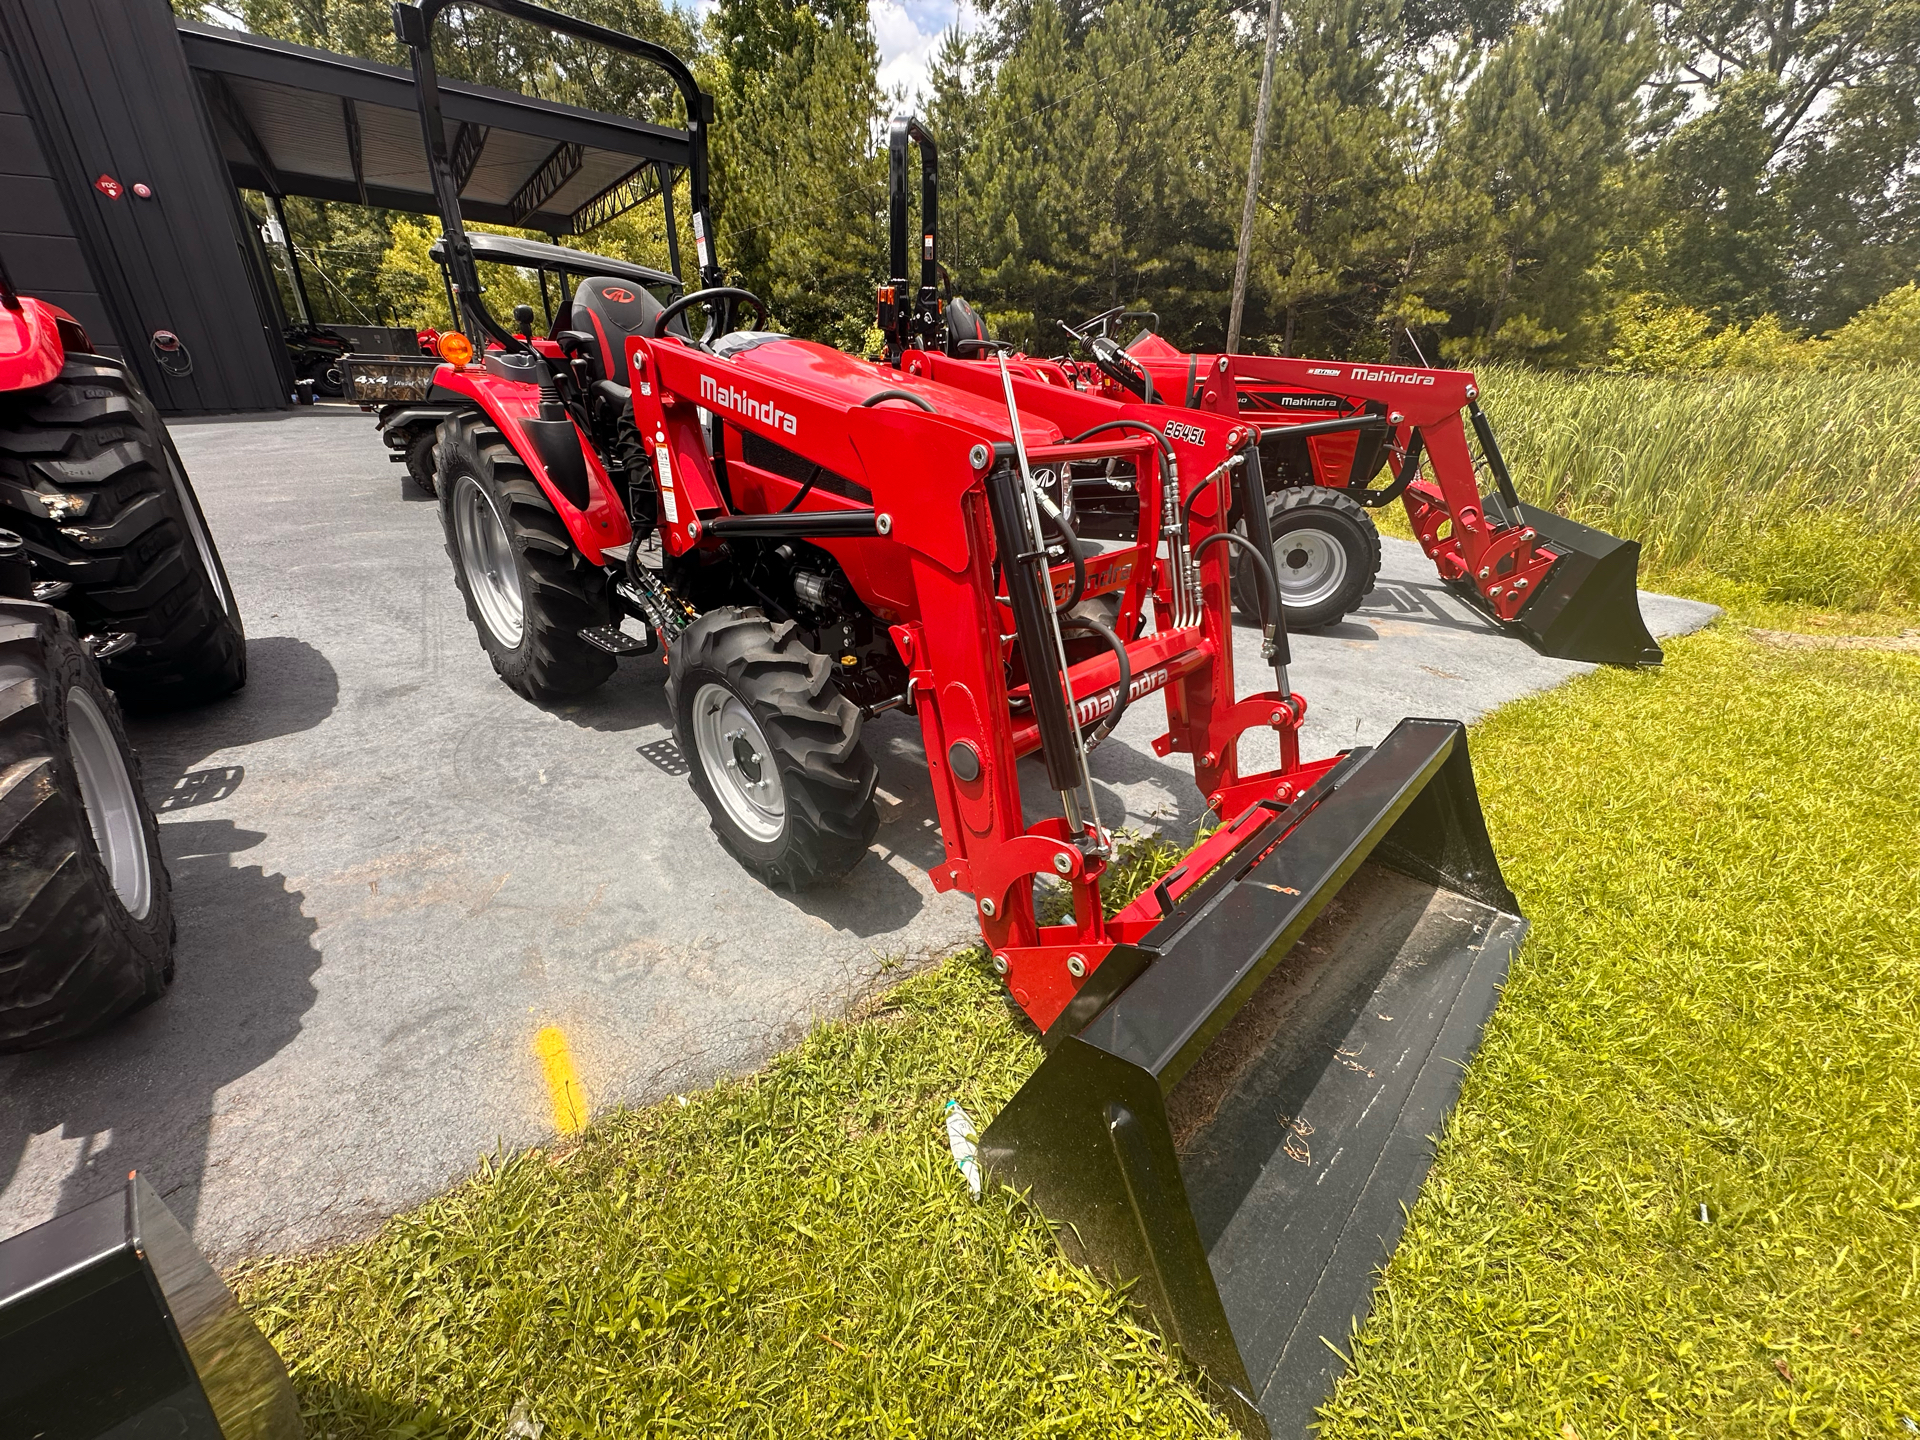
[193,0,1919,367]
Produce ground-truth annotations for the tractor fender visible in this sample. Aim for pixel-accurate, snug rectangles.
[432,368,632,565]
[0,297,75,392]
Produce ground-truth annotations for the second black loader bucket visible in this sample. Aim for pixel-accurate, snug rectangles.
[1479,495,1665,668]
[980,718,1527,1437]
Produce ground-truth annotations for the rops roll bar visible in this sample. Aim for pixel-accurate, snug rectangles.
[390,0,723,353]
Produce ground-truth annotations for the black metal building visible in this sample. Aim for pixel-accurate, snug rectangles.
[1,0,695,415]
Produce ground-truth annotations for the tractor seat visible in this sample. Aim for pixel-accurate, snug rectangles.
[946,295,990,356]
[570,276,685,384]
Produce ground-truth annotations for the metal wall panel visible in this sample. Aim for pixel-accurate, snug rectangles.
[0,0,290,413]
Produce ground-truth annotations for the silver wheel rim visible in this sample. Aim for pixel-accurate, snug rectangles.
[67,687,151,920]
[454,475,525,648]
[691,682,786,843]
[166,449,230,616]
[1273,526,1349,610]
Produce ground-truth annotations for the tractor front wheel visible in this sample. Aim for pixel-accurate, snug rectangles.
[667,609,878,889]
[436,411,614,701]
[0,601,174,1052]
[1233,486,1382,631]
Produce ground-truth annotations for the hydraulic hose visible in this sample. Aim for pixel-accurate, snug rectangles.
[1034,488,1087,612]
[861,388,936,412]
[1060,613,1131,747]
[1067,419,1175,459]
[1194,529,1281,635]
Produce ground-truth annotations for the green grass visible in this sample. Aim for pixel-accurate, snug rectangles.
[240,625,1920,1437]
[1469,364,1920,610]
[1314,627,1920,1437]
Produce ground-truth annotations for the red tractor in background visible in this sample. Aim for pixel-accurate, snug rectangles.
[396,4,1526,1431]
[879,116,1663,667]
[0,250,249,1052]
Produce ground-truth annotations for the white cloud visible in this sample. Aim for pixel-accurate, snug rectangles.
[870,0,981,104]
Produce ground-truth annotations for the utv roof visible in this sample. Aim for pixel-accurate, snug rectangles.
[428,233,679,291]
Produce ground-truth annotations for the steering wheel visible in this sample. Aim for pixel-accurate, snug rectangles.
[649,286,769,346]
[1087,333,1155,402]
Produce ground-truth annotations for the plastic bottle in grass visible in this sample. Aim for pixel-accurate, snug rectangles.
[945,1100,981,1200]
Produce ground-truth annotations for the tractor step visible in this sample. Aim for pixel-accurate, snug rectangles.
[578,623,653,656]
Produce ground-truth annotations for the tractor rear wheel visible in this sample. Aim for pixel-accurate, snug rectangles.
[667,609,878,889]
[0,601,173,1052]
[1233,486,1381,631]
[0,355,247,710]
[436,411,615,700]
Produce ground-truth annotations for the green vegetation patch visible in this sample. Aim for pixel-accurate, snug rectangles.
[242,627,1920,1436]
[1474,365,1920,609]
[1320,628,1920,1437]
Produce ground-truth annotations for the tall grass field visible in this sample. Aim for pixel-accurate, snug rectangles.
[1466,365,1920,610]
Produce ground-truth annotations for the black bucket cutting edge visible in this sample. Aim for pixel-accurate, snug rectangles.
[1473,497,1664,667]
[980,718,1527,1438]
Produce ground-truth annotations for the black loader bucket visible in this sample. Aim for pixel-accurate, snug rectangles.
[1488,496,1664,667]
[981,718,1526,1437]
[0,1172,302,1438]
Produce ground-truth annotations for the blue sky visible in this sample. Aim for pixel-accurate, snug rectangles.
[680,0,979,101]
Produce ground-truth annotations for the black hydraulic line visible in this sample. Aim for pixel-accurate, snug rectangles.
[861,388,936,412]
[1067,418,1176,459]
[1195,531,1279,629]
[984,447,1084,795]
[703,510,881,539]
[1060,613,1131,745]
[777,465,822,514]
[1351,428,1425,509]
[1044,500,1088,612]
[1233,441,1291,685]
[1466,398,1522,509]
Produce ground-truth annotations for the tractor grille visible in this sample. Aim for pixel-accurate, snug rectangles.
[738,430,872,504]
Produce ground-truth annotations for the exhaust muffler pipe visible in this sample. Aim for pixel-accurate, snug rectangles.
[981,718,1526,1437]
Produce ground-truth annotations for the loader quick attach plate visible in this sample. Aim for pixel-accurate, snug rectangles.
[980,719,1527,1438]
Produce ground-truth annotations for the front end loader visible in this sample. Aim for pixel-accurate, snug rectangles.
[879,115,1662,667]
[396,10,1526,1430]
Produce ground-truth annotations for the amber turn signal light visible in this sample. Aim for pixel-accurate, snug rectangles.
[437,331,474,366]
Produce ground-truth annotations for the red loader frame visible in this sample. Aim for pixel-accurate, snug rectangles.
[880,116,1662,667]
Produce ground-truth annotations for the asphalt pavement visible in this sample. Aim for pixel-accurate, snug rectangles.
[0,407,1719,1263]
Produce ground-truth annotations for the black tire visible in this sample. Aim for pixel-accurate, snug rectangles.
[436,410,615,700]
[667,608,878,889]
[405,428,438,496]
[0,354,247,710]
[0,600,174,1052]
[1232,486,1382,631]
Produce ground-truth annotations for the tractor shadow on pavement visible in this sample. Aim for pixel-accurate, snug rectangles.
[0,637,337,1240]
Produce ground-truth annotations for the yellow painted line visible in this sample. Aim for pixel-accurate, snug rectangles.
[534,1025,590,1135]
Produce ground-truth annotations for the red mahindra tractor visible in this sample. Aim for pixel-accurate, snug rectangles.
[0,250,248,1051]
[398,6,1525,1431]
[879,116,1662,667]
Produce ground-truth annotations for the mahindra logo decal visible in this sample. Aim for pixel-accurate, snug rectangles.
[601,287,636,303]
[700,371,799,436]
[1074,665,1171,725]
[1349,365,1435,386]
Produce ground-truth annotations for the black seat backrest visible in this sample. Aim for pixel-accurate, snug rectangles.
[945,295,990,356]
[570,276,683,384]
